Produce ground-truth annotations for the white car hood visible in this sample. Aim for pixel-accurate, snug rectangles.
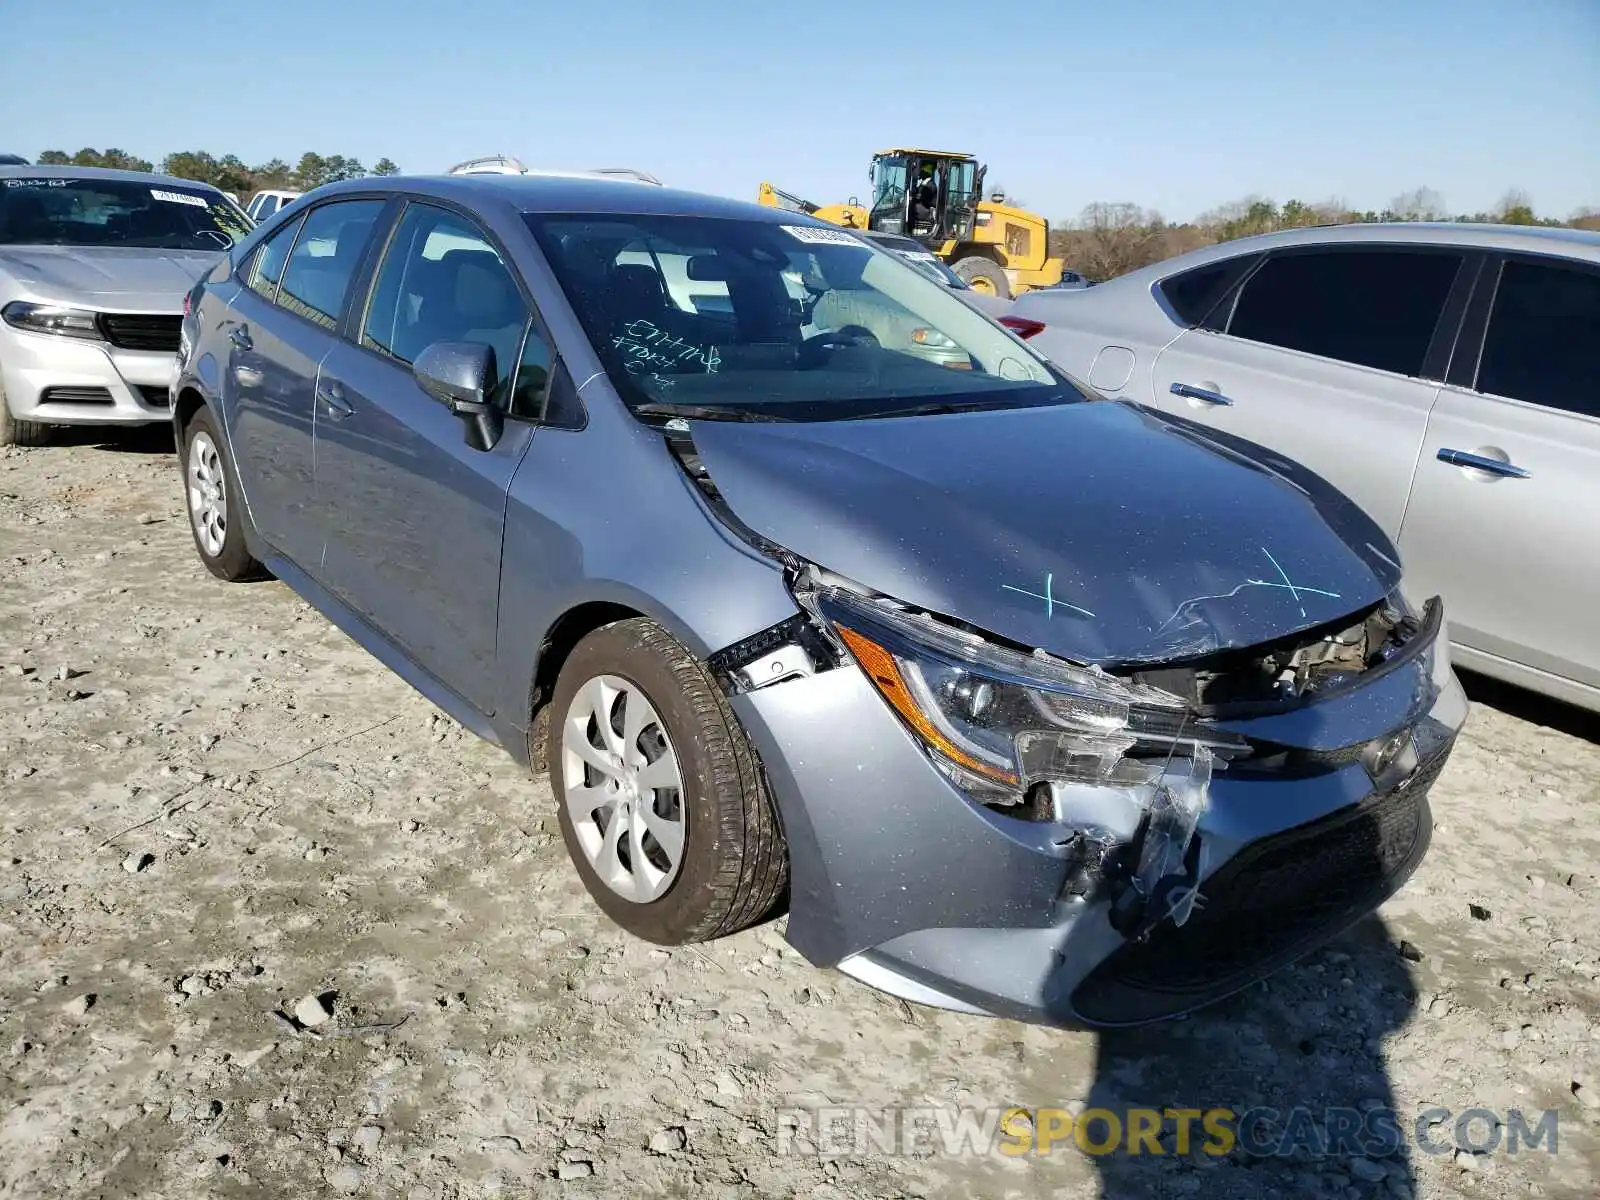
[0,245,222,311]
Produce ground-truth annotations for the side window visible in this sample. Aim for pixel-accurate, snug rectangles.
[1226,249,1462,376]
[362,204,530,408]
[274,199,385,331]
[511,325,553,419]
[1476,259,1600,418]
[1158,255,1259,328]
[245,214,305,302]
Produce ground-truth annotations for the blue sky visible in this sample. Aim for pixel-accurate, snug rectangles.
[4,0,1596,221]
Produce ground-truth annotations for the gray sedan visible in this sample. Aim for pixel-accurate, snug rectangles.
[0,165,252,445]
[172,175,1464,1026]
[1012,223,1600,713]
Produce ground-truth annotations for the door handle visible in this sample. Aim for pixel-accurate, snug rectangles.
[1170,381,1233,406]
[316,380,354,419]
[1436,448,1530,479]
[228,325,252,351]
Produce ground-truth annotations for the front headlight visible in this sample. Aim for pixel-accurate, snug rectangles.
[813,587,1244,808]
[1,301,103,341]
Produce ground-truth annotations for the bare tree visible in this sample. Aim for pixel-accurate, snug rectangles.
[1064,202,1165,281]
[1388,186,1447,221]
[1570,206,1600,232]
[1311,197,1353,224]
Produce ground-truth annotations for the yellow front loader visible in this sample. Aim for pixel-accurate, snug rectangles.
[757,148,1063,299]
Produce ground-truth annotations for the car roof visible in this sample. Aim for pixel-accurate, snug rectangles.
[309,174,818,224]
[1237,221,1599,253]
[1116,221,1600,286]
[875,148,974,160]
[0,163,225,192]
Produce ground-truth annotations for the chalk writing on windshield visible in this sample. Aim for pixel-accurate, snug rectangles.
[613,319,720,376]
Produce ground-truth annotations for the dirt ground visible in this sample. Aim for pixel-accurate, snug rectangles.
[2,428,1597,1200]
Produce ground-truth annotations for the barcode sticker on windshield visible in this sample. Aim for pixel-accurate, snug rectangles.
[781,225,865,247]
[150,188,209,208]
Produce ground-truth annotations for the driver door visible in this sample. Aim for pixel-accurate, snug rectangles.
[312,202,545,713]
[943,159,979,242]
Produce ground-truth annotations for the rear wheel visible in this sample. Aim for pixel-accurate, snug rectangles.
[550,617,788,944]
[0,376,54,447]
[953,256,1011,300]
[182,407,269,582]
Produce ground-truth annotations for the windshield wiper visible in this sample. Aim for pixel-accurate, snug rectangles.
[841,400,1006,420]
[632,402,792,423]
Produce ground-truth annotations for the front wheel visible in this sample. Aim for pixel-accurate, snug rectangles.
[550,618,788,944]
[0,376,54,447]
[952,256,1012,300]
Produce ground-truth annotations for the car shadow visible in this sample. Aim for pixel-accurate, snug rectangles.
[1084,915,1418,1199]
[47,424,174,454]
[1457,668,1600,745]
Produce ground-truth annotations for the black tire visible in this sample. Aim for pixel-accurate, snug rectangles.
[549,618,788,944]
[180,407,270,582]
[952,256,1012,300]
[0,376,55,447]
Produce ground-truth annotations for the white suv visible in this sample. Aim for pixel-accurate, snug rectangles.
[244,189,302,222]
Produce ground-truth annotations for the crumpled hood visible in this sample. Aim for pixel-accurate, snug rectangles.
[690,401,1402,665]
[0,245,221,310]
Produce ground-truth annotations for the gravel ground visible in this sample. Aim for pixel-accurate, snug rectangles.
[2,429,1597,1200]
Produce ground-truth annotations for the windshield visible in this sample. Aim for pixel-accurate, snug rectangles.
[869,155,909,232]
[526,213,1080,421]
[0,177,252,250]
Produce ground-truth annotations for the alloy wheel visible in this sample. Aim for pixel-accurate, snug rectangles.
[561,674,686,903]
[187,430,228,557]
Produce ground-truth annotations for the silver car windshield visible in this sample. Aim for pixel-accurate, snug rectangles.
[526,213,1077,420]
[0,177,252,250]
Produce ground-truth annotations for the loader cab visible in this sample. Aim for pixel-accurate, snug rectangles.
[867,149,981,247]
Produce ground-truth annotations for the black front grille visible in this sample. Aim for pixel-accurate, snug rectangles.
[1071,748,1448,1026]
[98,313,182,352]
[136,385,170,407]
[39,386,114,406]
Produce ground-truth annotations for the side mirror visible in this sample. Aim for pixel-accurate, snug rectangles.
[413,341,503,451]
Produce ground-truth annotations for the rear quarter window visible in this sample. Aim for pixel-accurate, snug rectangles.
[1157,254,1262,328]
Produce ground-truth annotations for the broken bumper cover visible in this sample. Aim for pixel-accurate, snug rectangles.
[731,634,1466,1029]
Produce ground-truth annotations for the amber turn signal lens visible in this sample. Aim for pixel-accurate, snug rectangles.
[835,624,1019,784]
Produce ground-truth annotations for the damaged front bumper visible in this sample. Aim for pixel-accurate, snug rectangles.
[725,597,1466,1029]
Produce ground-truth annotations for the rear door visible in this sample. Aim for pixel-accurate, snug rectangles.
[1149,245,1471,535]
[1397,253,1600,704]
[224,211,320,565]
[223,198,385,570]
[312,201,548,713]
